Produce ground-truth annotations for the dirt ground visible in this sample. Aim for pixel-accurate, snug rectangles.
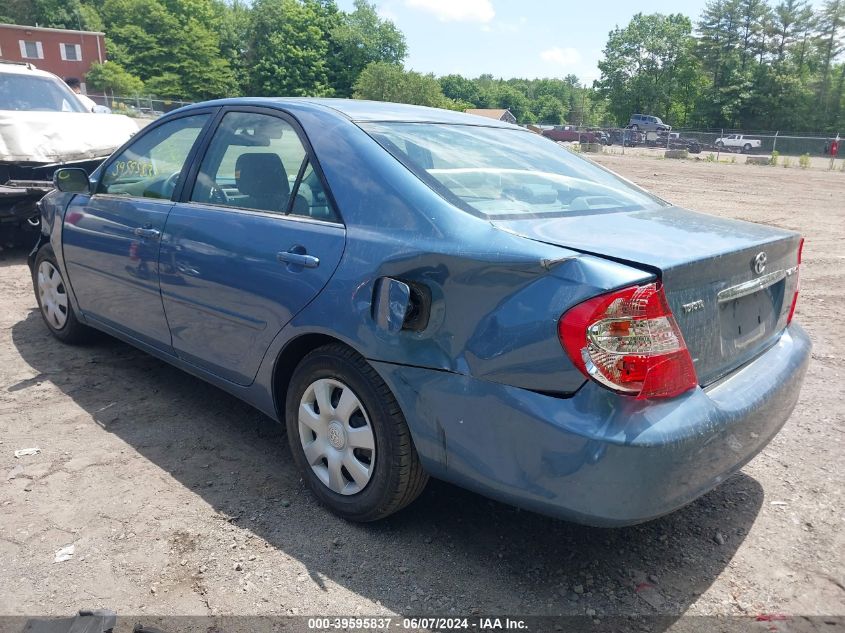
[1,154,843,626]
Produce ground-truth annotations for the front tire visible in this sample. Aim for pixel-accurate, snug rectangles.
[286,343,428,521]
[32,246,92,344]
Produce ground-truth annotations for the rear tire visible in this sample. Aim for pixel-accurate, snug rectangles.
[743,143,752,152]
[32,246,93,344]
[285,343,428,521]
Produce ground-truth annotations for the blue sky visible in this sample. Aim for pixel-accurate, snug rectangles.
[337,0,716,84]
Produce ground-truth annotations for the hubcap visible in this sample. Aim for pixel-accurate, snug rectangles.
[298,378,376,495]
[37,261,68,329]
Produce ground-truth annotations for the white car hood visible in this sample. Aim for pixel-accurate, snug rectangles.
[0,111,138,164]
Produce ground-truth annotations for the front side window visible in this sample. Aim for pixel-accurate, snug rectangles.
[362,123,666,218]
[191,111,337,221]
[99,114,209,198]
[0,72,85,112]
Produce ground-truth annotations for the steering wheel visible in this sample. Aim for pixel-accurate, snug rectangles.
[209,184,228,205]
[163,171,182,197]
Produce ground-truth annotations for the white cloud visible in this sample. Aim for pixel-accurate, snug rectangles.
[405,0,495,23]
[539,46,582,68]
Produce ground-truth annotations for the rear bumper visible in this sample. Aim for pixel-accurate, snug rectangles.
[373,324,811,526]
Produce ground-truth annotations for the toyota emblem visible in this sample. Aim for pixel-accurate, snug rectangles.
[753,251,767,275]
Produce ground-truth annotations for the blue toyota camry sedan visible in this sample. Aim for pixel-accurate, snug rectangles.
[32,99,810,526]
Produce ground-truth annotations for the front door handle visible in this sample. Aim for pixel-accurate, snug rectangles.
[277,250,320,268]
[134,227,161,240]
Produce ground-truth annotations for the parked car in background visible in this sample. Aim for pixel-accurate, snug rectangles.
[648,132,702,154]
[0,61,137,246]
[714,134,762,153]
[627,113,671,132]
[608,129,642,146]
[542,125,601,144]
[35,99,810,526]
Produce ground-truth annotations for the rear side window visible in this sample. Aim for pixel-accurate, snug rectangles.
[191,111,338,221]
[99,114,209,198]
[362,122,666,218]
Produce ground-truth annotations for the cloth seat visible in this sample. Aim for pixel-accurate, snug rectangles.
[235,153,290,212]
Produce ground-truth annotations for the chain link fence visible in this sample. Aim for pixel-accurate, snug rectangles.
[670,130,838,157]
[86,93,194,118]
[540,124,840,158]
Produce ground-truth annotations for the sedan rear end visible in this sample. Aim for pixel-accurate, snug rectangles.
[359,116,810,524]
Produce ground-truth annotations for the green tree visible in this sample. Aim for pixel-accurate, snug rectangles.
[814,0,845,124]
[144,72,183,99]
[248,0,336,97]
[353,62,452,108]
[737,0,771,70]
[2,0,97,29]
[533,95,566,124]
[217,0,252,93]
[328,0,407,97]
[495,84,533,122]
[771,0,814,61]
[596,13,700,125]
[439,74,482,104]
[86,61,144,95]
[99,0,237,99]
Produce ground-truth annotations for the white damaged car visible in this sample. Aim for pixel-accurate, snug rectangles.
[0,61,138,245]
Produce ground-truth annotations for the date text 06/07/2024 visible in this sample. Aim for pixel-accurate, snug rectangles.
[306,617,528,630]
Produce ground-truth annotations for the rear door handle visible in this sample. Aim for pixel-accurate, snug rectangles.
[133,227,161,240]
[277,250,320,269]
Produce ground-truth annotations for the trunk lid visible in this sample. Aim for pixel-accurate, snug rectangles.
[493,206,802,385]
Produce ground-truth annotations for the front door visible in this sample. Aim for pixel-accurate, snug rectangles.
[62,113,212,351]
[160,109,346,385]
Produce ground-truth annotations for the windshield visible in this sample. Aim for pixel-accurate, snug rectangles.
[0,72,87,113]
[361,122,666,218]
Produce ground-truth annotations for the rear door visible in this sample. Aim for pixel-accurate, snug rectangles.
[61,112,213,351]
[160,107,345,385]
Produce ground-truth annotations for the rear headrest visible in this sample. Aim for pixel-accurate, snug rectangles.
[235,153,290,199]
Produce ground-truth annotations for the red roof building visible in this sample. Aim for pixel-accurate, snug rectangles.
[0,23,106,92]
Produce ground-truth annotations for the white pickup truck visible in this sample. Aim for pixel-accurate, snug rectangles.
[714,134,762,152]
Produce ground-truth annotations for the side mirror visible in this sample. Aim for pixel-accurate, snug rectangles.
[54,168,91,194]
[92,104,112,114]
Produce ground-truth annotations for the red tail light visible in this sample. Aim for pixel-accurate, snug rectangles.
[558,283,697,400]
[787,237,804,324]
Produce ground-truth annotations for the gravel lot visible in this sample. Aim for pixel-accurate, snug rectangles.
[1,154,843,624]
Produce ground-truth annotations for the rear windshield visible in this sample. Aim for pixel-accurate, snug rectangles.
[361,122,666,218]
[0,72,86,113]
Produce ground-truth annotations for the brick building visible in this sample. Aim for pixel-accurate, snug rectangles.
[0,23,106,93]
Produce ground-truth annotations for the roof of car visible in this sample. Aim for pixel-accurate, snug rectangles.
[0,61,56,78]
[180,97,521,128]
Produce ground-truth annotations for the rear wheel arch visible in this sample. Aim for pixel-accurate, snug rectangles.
[272,333,360,420]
